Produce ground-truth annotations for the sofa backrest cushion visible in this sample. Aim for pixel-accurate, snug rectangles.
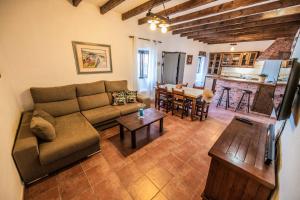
[76,81,106,97]
[78,93,110,111]
[76,81,110,111]
[105,80,128,93]
[105,80,128,104]
[30,85,80,117]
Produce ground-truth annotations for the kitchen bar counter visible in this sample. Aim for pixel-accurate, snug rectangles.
[205,75,285,115]
[206,75,287,86]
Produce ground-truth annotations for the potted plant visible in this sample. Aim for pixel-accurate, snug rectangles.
[258,74,268,82]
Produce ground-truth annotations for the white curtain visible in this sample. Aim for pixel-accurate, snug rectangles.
[131,37,159,99]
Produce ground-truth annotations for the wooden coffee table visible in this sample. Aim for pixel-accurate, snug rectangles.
[116,108,166,148]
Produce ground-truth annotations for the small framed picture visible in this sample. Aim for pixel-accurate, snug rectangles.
[186,55,193,65]
[72,41,112,74]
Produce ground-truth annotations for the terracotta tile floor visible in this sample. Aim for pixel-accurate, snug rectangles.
[24,106,274,200]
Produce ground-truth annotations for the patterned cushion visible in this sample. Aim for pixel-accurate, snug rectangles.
[126,91,137,103]
[112,91,126,105]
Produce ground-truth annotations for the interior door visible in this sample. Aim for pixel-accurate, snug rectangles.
[162,52,180,84]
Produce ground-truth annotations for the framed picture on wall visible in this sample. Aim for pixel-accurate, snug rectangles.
[72,41,112,74]
[186,55,193,65]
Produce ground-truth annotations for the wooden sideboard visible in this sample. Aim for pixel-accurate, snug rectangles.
[202,117,275,200]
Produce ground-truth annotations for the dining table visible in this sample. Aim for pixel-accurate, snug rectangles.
[155,84,204,120]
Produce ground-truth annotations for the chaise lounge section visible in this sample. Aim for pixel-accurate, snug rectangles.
[12,80,150,184]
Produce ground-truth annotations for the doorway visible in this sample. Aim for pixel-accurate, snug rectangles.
[161,51,186,84]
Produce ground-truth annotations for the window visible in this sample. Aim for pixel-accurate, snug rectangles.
[197,56,204,73]
[138,50,149,78]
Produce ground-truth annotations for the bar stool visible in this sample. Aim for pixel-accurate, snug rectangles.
[235,89,253,113]
[217,86,231,109]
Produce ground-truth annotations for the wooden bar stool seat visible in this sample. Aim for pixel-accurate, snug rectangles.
[217,86,231,109]
[235,89,253,113]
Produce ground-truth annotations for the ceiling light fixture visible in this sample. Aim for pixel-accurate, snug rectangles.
[230,43,237,52]
[146,0,170,34]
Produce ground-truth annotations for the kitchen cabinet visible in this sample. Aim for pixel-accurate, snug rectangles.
[207,53,221,75]
[211,51,259,68]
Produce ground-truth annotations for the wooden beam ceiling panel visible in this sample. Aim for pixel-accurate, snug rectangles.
[170,0,267,24]
[181,15,300,37]
[197,32,297,43]
[203,36,294,44]
[122,0,171,21]
[100,0,126,14]
[188,21,300,39]
[137,0,217,24]
[192,28,299,41]
[170,0,300,31]
[172,6,300,35]
[72,0,82,7]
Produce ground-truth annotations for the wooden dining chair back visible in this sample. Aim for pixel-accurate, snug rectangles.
[196,89,213,121]
[157,87,171,112]
[171,88,190,118]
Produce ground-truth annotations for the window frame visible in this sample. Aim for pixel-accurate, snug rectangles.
[138,50,150,79]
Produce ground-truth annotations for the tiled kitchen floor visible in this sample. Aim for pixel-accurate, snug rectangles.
[24,107,274,200]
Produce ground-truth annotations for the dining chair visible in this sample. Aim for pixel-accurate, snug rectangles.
[195,89,213,121]
[157,86,172,112]
[171,88,190,119]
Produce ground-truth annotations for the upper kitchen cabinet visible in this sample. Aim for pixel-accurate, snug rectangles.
[208,53,222,75]
[209,51,259,69]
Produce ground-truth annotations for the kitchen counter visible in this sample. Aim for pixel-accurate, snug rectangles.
[205,75,286,115]
[205,75,285,86]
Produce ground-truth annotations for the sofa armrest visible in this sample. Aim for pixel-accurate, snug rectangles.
[13,124,40,183]
[137,94,151,108]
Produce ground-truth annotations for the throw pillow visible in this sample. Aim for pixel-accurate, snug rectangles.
[126,91,137,103]
[30,116,56,141]
[112,91,126,105]
[33,109,56,126]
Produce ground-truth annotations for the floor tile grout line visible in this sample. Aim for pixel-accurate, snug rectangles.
[80,163,95,194]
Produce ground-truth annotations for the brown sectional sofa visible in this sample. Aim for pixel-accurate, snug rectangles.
[13,80,150,184]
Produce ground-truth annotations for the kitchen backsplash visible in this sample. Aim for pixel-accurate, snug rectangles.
[221,60,265,77]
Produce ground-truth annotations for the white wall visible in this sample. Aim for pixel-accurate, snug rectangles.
[0,50,23,200]
[160,34,207,86]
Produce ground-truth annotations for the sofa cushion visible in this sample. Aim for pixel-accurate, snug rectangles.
[126,91,137,103]
[115,102,140,115]
[81,105,120,125]
[76,81,105,97]
[78,93,110,111]
[30,117,56,141]
[31,85,80,117]
[35,99,80,117]
[31,85,76,103]
[105,80,128,93]
[33,109,56,126]
[39,112,99,165]
[112,91,126,106]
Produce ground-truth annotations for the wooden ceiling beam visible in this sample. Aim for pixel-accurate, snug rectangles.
[197,33,296,43]
[172,6,300,35]
[72,0,82,7]
[170,0,267,24]
[137,0,216,24]
[100,0,126,14]
[202,36,294,44]
[170,0,300,31]
[192,29,298,41]
[122,0,171,21]
[182,17,300,37]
